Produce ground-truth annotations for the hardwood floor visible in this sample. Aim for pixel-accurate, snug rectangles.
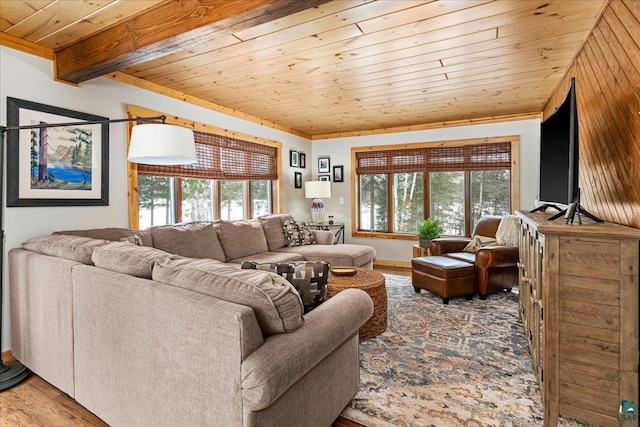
[0,374,108,427]
[0,265,410,427]
[0,374,366,427]
[333,416,367,427]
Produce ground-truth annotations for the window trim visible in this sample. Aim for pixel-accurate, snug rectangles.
[126,105,283,228]
[350,136,520,240]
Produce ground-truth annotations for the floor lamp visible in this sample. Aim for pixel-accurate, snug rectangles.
[0,115,197,391]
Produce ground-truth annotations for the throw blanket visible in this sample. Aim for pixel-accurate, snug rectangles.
[496,214,519,246]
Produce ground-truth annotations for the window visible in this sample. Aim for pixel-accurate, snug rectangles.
[430,171,464,235]
[130,113,281,228]
[250,180,271,218]
[359,174,388,231]
[220,180,244,220]
[393,172,423,233]
[138,176,172,226]
[354,138,518,237]
[138,178,272,228]
[182,178,214,222]
[470,169,511,231]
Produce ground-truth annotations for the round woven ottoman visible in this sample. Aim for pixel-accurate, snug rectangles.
[326,267,387,340]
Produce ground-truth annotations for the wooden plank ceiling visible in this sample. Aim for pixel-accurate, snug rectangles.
[0,0,607,138]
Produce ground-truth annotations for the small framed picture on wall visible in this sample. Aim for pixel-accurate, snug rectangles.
[318,157,330,173]
[290,150,299,167]
[333,165,344,182]
[299,152,306,168]
[318,175,330,182]
[294,172,302,188]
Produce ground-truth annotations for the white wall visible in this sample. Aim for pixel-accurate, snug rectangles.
[0,45,541,351]
[309,121,541,262]
[0,46,312,351]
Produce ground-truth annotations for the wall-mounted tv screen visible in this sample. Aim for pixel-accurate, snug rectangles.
[537,78,578,207]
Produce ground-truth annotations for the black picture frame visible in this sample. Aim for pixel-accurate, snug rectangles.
[294,171,302,188]
[318,174,330,182]
[333,165,344,182]
[299,152,306,168]
[6,97,109,207]
[290,150,299,167]
[318,157,330,173]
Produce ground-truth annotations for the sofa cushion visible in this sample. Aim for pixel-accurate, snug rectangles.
[152,258,303,334]
[120,235,143,246]
[150,222,226,262]
[282,220,315,247]
[276,244,376,268]
[23,235,109,265]
[241,261,330,313]
[218,220,269,261]
[445,252,477,264]
[53,227,152,246]
[259,214,294,251]
[226,251,304,266]
[463,235,498,253]
[92,241,176,279]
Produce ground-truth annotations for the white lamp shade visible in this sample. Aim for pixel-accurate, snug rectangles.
[304,181,331,199]
[127,124,197,165]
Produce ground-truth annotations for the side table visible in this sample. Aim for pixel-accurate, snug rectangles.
[326,267,387,340]
[413,244,429,258]
[308,222,345,244]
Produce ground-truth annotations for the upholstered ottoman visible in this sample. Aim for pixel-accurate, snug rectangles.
[411,256,475,304]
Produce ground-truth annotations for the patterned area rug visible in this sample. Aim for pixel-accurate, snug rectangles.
[341,274,592,427]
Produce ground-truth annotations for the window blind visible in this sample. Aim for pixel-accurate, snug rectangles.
[356,142,511,174]
[137,130,278,180]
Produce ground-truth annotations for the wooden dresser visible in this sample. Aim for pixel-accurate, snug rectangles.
[516,210,640,427]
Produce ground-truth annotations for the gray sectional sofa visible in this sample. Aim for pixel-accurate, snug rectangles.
[8,214,376,426]
[55,213,376,269]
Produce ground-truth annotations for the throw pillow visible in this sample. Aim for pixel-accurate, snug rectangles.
[282,220,315,247]
[241,261,330,313]
[463,235,498,253]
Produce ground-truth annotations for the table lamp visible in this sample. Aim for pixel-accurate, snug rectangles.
[305,180,331,223]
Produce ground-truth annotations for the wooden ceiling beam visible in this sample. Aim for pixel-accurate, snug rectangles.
[54,0,332,84]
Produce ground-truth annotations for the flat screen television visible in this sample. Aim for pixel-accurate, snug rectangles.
[537,77,578,209]
[533,77,601,222]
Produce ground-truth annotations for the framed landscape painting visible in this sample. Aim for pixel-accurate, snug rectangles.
[6,97,109,206]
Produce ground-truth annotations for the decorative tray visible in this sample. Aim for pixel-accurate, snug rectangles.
[331,267,357,276]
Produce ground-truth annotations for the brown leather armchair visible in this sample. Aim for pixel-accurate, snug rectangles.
[429,216,519,299]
